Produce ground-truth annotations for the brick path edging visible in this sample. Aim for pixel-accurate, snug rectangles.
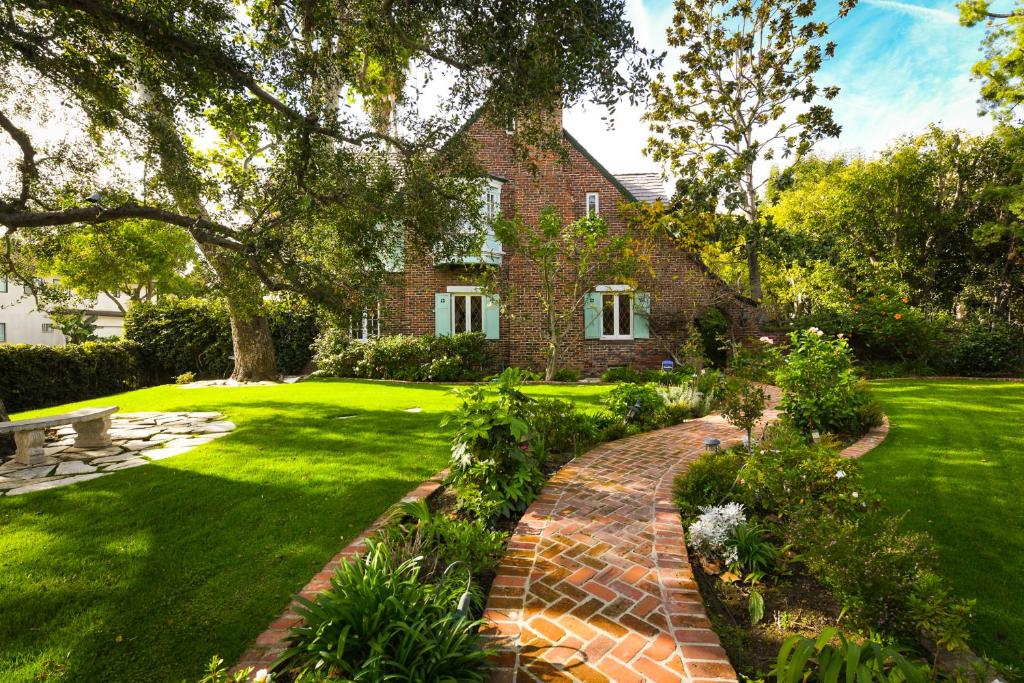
[839,415,890,459]
[232,471,447,675]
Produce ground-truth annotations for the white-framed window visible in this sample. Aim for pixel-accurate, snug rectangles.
[41,323,54,333]
[586,192,600,216]
[0,276,7,293]
[349,303,381,342]
[0,322,6,343]
[484,183,501,221]
[452,293,484,333]
[600,291,633,339]
[22,282,32,295]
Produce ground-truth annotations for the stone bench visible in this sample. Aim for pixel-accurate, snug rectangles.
[0,407,118,466]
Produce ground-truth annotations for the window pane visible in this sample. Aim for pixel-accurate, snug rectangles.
[454,295,467,333]
[470,296,483,332]
[618,295,632,336]
[0,322,5,342]
[0,277,6,293]
[602,295,615,335]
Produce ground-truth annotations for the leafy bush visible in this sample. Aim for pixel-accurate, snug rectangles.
[772,628,926,683]
[442,372,546,521]
[729,336,782,383]
[312,331,497,382]
[601,365,694,385]
[551,367,582,382]
[601,366,644,383]
[126,297,317,380]
[0,340,145,412]
[657,382,710,418]
[603,382,665,429]
[728,520,778,575]
[777,328,873,435]
[381,500,508,577]
[175,371,196,385]
[945,322,1024,375]
[276,541,489,681]
[672,449,743,524]
[521,398,600,456]
[719,377,768,445]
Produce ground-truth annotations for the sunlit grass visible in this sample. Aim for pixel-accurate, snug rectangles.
[862,380,1024,668]
[0,379,611,682]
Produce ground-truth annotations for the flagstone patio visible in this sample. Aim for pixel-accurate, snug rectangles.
[0,412,235,496]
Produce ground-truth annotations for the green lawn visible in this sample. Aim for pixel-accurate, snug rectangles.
[0,379,610,683]
[861,380,1024,668]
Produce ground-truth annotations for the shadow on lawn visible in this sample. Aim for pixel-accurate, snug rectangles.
[0,406,453,682]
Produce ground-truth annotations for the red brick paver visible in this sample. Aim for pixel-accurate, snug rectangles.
[480,404,781,683]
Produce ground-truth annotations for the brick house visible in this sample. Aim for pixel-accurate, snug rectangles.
[370,110,758,375]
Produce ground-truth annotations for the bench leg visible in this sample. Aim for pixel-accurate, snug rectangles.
[14,430,46,466]
[73,416,113,450]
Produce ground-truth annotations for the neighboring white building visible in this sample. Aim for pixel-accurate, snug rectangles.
[0,276,131,346]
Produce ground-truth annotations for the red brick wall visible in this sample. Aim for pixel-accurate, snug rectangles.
[385,113,758,374]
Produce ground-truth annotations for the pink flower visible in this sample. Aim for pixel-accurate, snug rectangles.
[758,336,774,345]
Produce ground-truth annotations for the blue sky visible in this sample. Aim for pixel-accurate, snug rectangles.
[565,0,994,174]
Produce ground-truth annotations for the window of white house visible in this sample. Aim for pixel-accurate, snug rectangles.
[349,303,381,342]
[0,322,6,343]
[452,293,484,333]
[22,282,32,295]
[0,276,7,293]
[586,192,600,216]
[42,323,54,333]
[601,292,632,339]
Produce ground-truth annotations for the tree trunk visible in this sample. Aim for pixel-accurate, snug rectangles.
[747,242,763,302]
[544,344,559,381]
[200,247,279,382]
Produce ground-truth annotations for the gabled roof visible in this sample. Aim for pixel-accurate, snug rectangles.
[561,129,642,203]
[613,173,666,204]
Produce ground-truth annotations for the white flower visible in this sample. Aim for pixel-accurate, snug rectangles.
[835,470,846,479]
[808,326,824,337]
[688,503,746,566]
[758,336,774,345]
[254,670,271,683]
[852,491,859,498]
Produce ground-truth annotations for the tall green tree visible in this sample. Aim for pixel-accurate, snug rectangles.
[0,0,655,379]
[645,0,855,301]
[960,0,1024,121]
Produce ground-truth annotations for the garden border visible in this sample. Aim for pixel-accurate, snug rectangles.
[232,470,448,675]
[839,415,889,459]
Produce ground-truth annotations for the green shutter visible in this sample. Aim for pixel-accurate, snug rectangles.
[633,292,651,339]
[434,293,451,336]
[484,295,500,340]
[584,292,602,339]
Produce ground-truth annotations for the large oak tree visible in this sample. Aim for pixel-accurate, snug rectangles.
[0,0,655,380]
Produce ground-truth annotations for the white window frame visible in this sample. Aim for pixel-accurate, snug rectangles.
[0,322,6,343]
[447,286,485,334]
[0,276,6,293]
[598,289,633,340]
[42,323,54,333]
[349,302,381,342]
[586,192,600,216]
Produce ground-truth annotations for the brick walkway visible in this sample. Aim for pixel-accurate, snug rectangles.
[481,403,780,683]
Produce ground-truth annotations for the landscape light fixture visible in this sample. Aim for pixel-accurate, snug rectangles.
[704,437,721,452]
[625,399,642,423]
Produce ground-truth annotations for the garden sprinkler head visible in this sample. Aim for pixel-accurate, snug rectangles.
[704,437,721,452]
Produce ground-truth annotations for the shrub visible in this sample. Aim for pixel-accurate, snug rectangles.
[522,398,599,456]
[687,502,746,567]
[0,340,145,412]
[382,500,508,577]
[175,371,196,385]
[728,520,777,575]
[442,372,546,521]
[729,336,782,383]
[311,330,497,382]
[673,449,744,524]
[276,541,489,681]
[719,377,768,445]
[125,297,317,380]
[552,367,582,382]
[777,328,871,435]
[945,322,1024,375]
[602,382,665,429]
[791,510,938,636]
[601,366,644,383]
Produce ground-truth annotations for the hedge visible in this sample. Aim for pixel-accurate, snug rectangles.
[125,297,318,381]
[311,329,498,381]
[0,341,145,413]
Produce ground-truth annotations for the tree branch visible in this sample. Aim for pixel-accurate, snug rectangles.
[0,109,38,210]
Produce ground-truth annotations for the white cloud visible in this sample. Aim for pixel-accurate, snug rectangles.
[861,0,959,24]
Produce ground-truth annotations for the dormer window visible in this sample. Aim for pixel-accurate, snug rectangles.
[586,192,600,216]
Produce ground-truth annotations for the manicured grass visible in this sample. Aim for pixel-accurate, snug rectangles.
[0,379,610,682]
[861,380,1024,668]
